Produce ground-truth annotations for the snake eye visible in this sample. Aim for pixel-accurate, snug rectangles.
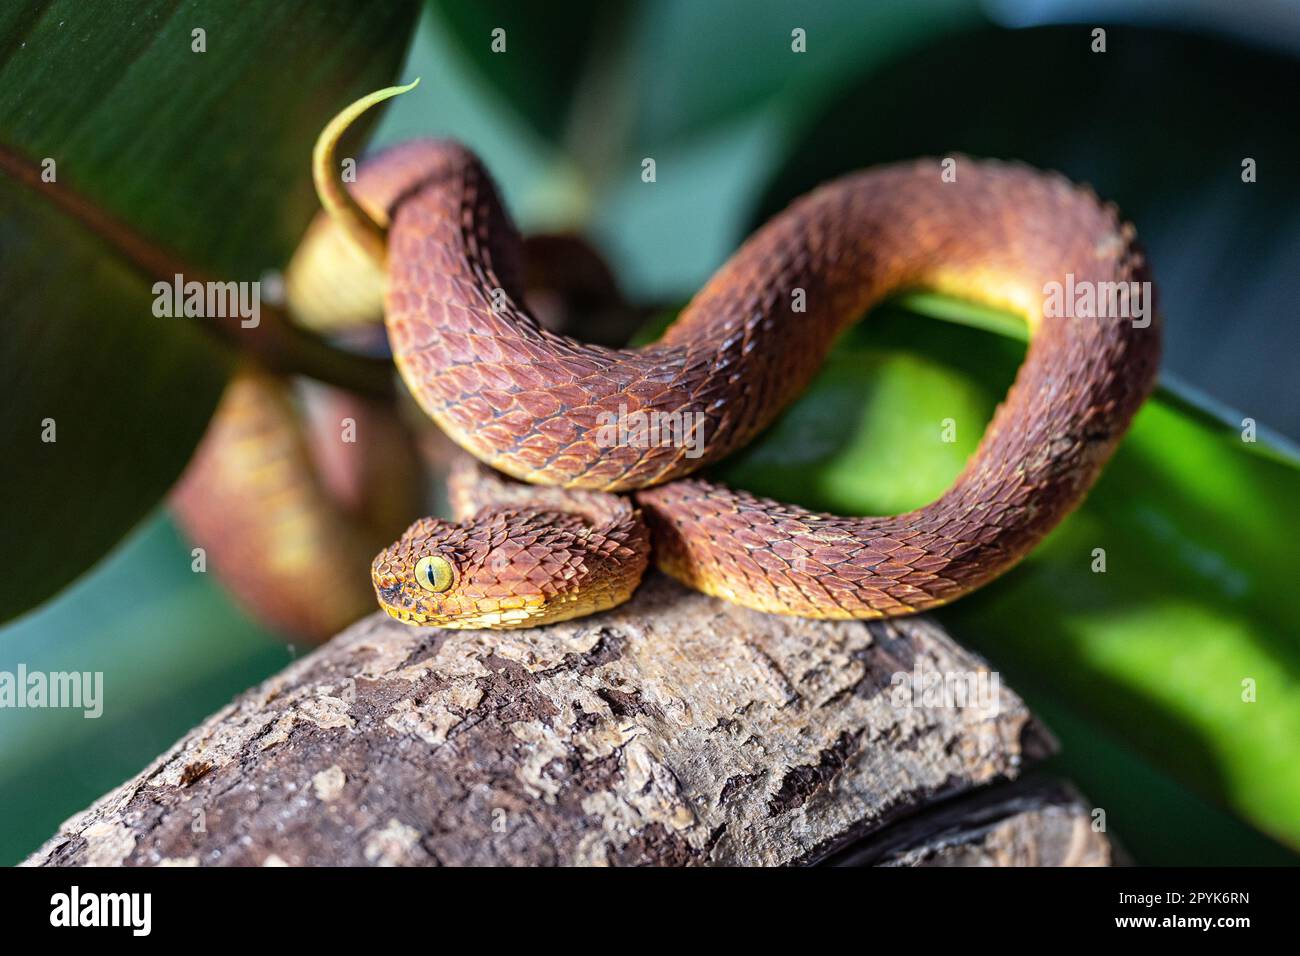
[414,555,454,593]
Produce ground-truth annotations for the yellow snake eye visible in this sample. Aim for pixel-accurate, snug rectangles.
[414,555,454,593]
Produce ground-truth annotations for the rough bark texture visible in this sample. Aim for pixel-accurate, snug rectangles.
[24,573,1102,867]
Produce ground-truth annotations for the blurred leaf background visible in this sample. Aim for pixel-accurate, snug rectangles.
[2,0,1298,865]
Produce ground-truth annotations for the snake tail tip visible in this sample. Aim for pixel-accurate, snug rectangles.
[312,79,423,267]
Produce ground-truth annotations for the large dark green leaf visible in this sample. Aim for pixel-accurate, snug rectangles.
[0,0,420,624]
[424,0,981,188]
[1033,696,1297,865]
[426,0,619,145]
[626,0,979,148]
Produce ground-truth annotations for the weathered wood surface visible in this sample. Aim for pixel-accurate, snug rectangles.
[24,573,1100,867]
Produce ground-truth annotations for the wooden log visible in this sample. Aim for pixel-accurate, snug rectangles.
[23,573,1101,867]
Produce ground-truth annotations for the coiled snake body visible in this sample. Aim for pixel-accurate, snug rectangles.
[366,141,1160,628]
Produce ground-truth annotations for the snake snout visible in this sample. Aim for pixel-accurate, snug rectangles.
[371,550,412,604]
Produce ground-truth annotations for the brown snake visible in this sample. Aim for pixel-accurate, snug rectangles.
[358,140,1161,628]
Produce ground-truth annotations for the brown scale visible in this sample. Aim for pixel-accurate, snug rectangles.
[365,141,1160,624]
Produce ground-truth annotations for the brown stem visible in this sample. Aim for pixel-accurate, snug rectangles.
[0,140,394,397]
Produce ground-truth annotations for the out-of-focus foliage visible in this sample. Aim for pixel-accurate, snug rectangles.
[427,0,617,145]
[0,0,419,623]
[754,24,1300,443]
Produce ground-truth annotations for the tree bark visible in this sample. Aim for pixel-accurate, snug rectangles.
[24,573,1107,867]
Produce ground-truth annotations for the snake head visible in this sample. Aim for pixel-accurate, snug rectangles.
[371,510,648,629]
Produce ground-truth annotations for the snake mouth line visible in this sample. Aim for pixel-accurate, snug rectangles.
[380,605,433,625]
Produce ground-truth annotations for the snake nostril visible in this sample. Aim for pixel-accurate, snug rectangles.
[379,584,405,604]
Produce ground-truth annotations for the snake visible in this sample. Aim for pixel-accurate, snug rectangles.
[349,139,1160,629]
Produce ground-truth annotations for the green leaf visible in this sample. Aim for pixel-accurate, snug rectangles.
[0,186,230,626]
[627,0,980,148]
[715,304,1300,852]
[426,0,617,145]
[1032,697,1298,865]
[0,0,420,624]
[421,0,980,247]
